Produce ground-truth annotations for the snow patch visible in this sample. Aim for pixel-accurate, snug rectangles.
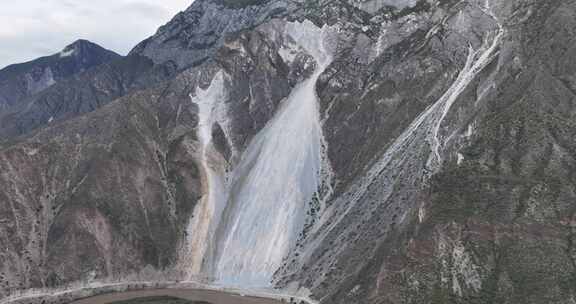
[59,48,75,58]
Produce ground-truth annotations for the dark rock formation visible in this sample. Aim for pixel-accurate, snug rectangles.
[0,40,120,112]
[0,55,177,140]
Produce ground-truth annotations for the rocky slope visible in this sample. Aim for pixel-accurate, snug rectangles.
[0,40,120,113]
[1,0,575,303]
[0,54,178,141]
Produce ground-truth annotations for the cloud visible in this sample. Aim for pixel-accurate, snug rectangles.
[0,0,193,69]
[121,2,171,20]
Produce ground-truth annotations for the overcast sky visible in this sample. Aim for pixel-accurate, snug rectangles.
[0,0,193,69]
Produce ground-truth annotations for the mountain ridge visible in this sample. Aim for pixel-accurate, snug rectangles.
[0,39,120,112]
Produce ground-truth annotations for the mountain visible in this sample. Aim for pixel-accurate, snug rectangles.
[1,0,576,304]
[0,40,121,112]
[0,54,177,141]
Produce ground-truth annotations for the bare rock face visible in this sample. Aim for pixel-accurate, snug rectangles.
[1,0,576,304]
[129,0,297,70]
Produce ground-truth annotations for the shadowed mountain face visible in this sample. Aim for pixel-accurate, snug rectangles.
[1,0,576,304]
[0,55,178,141]
[0,40,121,112]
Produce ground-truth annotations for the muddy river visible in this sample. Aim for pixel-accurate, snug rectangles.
[69,289,294,304]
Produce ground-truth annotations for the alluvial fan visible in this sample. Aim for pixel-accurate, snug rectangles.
[211,21,335,286]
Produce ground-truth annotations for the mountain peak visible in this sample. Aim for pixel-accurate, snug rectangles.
[0,39,121,110]
[60,39,116,58]
[67,38,93,47]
